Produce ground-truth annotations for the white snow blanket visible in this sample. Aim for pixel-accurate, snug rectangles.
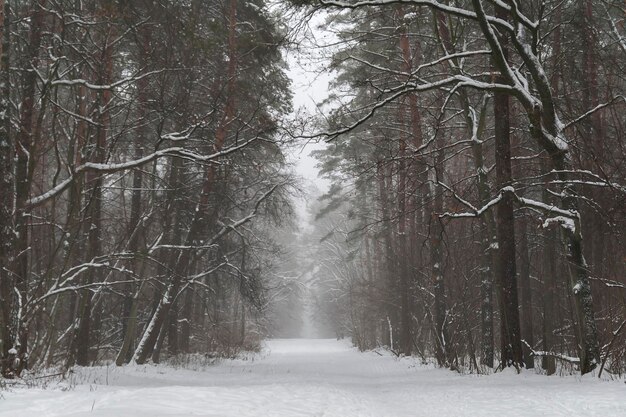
[1,339,624,416]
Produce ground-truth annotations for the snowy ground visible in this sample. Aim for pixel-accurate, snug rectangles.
[1,339,625,417]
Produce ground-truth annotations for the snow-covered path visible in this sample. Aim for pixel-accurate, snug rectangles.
[1,339,625,417]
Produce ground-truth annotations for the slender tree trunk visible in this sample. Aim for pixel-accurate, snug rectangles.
[431,161,449,367]
[429,86,451,368]
[542,202,557,375]
[377,160,396,348]
[180,288,194,353]
[116,28,150,365]
[362,231,377,348]
[74,20,114,366]
[396,96,411,355]
[489,0,601,374]
[579,0,606,303]
[479,226,495,368]
[61,81,88,368]
[540,4,561,377]
[166,305,179,357]
[399,9,429,357]
[558,186,600,374]
[519,219,534,369]
[493,3,523,369]
[12,0,47,376]
[116,153,144,363]
[0,0,13,378]
[435,9,495,368]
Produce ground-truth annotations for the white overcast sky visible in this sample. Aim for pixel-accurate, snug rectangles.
[281,7,336,194]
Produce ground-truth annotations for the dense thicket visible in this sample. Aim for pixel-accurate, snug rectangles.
[301,0,626,376]
[0,0,293,377]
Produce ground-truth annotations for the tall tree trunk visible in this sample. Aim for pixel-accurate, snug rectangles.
[377,159,397,348]
[116,28,150,365]
[431,155,449,367]
[493,3,523,368]
[399,8,428,357]
[61,82,87,368]
[535,0,600,372]
[558,186,600,374]
[579,0,605,279]
[519,219,534,369]
[483,0,601,374]
[539,4,561,376]
[0,0,14,378]
[115,153,144,363]
[541,194,557,375]
[434,9,495,368]
[479,225,495,368]
[396,97,410,356]
[12,0,47,376]
[74,20,113,366]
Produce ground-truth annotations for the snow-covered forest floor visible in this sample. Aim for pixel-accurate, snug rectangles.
[1,339,624,417]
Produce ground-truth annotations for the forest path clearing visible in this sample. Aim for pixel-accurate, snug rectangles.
[1,338,625,417]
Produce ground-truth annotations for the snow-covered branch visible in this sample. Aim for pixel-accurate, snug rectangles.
[563,96,626,130]
[440,185,578,226]
[319,0,514,32]
[41,69,170,91]
[27,136,261,208]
